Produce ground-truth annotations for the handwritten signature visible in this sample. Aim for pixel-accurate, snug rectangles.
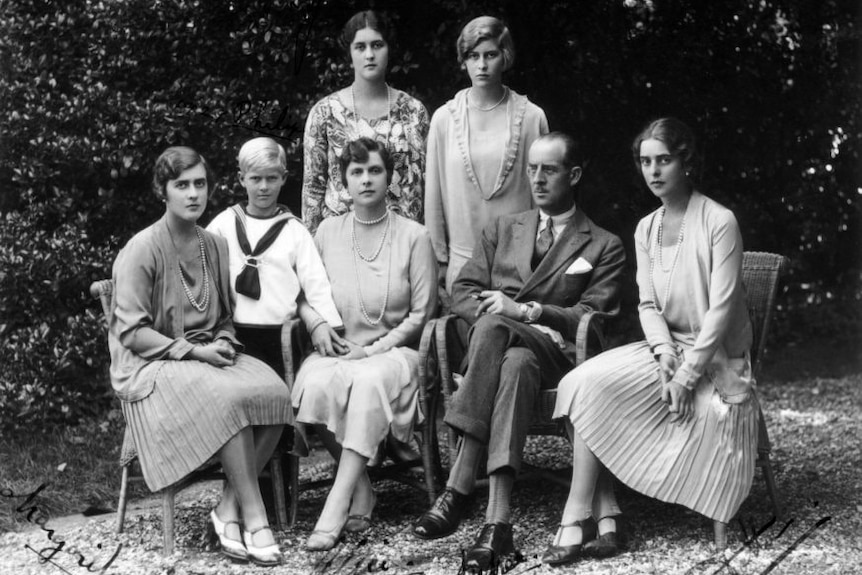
[455,549,540,575]
[1,483,122,574]
[686,508,831,575]
[174,98,303,144]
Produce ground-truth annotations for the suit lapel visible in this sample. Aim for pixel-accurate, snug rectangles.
[513,211,538,284]
[519,210,591,296]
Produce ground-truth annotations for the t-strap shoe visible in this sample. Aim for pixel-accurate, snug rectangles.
[209,510,248,562]
[345,491,377,533]
[242,526,282,566]
[542,517,598,566]
[584,515,627,558]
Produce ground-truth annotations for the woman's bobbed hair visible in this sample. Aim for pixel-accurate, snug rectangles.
[456,16,515,71]
[338,137,394,188]
[151,146,216,200]
[631,117,701,178]
[340,10,394,53]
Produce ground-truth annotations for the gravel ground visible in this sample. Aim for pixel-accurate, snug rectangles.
[2,371,860,575]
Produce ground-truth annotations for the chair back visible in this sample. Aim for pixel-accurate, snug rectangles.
[90,279,114,324]
[741,252,788,377]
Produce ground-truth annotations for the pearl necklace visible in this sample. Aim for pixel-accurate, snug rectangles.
[352,211,391,262]
[650,207,685,314]
[468,87,509,111]
[351,83,391,132]
[354,209,389,225]
[178,227,210,313]
[352,213,392,325]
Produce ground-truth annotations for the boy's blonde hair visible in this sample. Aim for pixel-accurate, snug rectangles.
[237,137,287,174]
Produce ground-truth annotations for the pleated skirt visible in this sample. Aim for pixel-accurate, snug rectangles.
[292,347,420,460]
[554,341,759,523]
[122,353,292,491]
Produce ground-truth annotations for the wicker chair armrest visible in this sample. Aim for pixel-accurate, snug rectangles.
[281,317,310,390]
[90,279,113,320]
[416,319,439,420]
[433,314,462,401]
[575,311,607,365]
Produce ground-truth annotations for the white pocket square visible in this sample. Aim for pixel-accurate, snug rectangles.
[565,257,593,274]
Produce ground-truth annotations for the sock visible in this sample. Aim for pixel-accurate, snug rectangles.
[485,468,515,524]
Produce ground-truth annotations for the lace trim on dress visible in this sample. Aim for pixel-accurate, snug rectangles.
[446,88,530,201]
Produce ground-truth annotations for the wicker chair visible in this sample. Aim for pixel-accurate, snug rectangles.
[714,251,787,547]
[90,279,288,555]
[421,309,608,486]
[421,251,786,549]
[282,317,444,526]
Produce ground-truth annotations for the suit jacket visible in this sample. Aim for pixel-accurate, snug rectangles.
[452,208,626,363]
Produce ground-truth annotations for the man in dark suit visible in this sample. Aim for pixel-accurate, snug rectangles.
[412,132,626,570]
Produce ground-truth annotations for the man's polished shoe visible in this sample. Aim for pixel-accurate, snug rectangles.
[464,522,514,572]
[542,517,597,566]
[412,488,470,539]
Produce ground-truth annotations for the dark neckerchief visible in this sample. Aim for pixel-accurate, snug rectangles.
[232,203,296,300]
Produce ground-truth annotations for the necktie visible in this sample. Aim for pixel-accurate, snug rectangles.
[532,218,554,269]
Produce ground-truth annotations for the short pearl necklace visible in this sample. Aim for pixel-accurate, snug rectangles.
[176,227,210,313]
[352,212,392,325]
[351,83,391,131]
[468,87,509,111]
[354,209,389,226]
[650,207,685,314]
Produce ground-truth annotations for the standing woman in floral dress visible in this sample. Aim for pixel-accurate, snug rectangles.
[424,15,549,292]
[302,10,429,234]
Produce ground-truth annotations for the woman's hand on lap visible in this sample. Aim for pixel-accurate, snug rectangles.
[312,325,349,356]
[341,340,368,360]
[665,380,693,424]
[190,342,235,367]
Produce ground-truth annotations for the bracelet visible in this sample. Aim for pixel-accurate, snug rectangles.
[309,318,327,335]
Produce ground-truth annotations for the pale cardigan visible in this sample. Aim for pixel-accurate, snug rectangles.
[635,191,754,401]
[424,88,548,288]
[109,216,241,402]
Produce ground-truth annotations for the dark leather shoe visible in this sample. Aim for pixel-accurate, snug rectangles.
[542,517,597,566]
[413,488,470,540]
[584,516,626,558]
[464,523,514,572]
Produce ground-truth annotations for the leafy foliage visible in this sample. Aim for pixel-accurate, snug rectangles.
[0,0,859,429]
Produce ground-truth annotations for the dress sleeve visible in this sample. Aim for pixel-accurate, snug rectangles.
[363,226,438,356]
[409,100,430,223]
[112,238,194,360]
[293,221,343,328]
[672,209,745,389]
[423,109,448,265]
[302,100,328,235]
[635,214,676,356]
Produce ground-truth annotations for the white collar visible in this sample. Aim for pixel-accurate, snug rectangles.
[538,203,577,229]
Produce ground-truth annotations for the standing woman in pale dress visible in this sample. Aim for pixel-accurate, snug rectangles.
[424,15,549,292]
[543,118,758,566]
[110,147,292,566]
[292,137,437,551]
[302,10,429,234]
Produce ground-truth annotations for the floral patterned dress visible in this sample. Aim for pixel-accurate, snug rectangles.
[301,88,429,234]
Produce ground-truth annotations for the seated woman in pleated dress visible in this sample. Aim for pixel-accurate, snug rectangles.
[291,137,438,551]
[109,146,292,567]
[542,118,758,566]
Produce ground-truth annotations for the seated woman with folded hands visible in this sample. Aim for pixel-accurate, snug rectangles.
[292,137,438,551]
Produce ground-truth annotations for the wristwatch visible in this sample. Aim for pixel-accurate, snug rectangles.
[519,301,543,323]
